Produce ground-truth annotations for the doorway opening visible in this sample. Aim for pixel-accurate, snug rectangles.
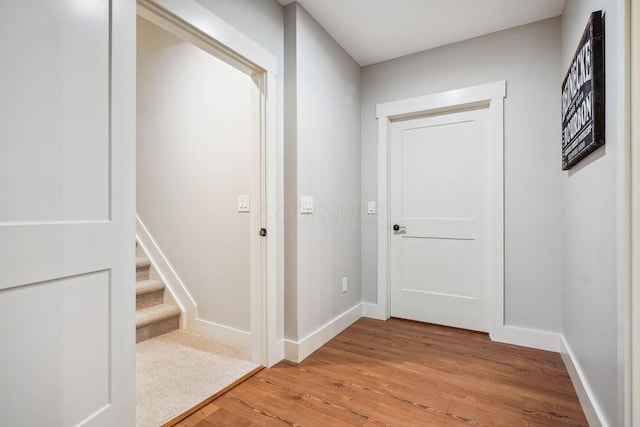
[134,1,278,424]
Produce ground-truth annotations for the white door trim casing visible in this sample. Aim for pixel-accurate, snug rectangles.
[627,0,637,424]
[137,0,282,367]
[375,81,507,339]
[111,2,137,422]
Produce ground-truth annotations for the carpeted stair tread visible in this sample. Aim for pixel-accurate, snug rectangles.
[136,304,181,329]
[136,279,165,296]
[134,250,181,342]
[136,257,151,268]
[136,257,151,269]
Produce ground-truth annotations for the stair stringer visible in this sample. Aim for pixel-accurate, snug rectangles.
[136,215,252,353]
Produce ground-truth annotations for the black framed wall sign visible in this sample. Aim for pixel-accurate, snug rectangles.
[561,10,605,170]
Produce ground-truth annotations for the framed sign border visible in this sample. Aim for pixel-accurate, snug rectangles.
[561,10,605,170]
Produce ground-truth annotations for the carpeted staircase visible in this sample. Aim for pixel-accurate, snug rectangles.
[136,256,181,343]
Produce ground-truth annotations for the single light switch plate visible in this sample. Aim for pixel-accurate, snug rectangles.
[238,195,250,212]
[342,277,348,293]
[301,196,314,214]
[367,201,376,215]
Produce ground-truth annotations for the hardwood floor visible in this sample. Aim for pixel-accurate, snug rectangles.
[176,318,588,426]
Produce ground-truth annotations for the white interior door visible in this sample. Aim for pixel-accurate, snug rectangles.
[0,1,135,426]
[390,108,491,332]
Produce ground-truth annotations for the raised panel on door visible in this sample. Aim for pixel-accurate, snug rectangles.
[0,273,111,426]
[0,0,110,223]
[0,1,135,426]
[390,108,491,332]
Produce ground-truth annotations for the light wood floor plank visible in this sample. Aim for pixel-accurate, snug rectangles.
[175,318,588,426]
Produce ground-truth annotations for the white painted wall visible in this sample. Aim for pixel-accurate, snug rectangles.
[195,0,286,343]
[284,3,362,342]
[361,18,564,333]
[137,17,257,332]
[561,2,624,425]
[195,0,283,60]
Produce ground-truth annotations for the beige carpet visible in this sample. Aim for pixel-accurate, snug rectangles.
[136,330,259,427]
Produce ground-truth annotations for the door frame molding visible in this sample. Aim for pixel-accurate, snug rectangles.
[136,0,283,367]
[630,0,638,423]
[374,81,506,336]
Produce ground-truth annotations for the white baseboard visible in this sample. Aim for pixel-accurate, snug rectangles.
[362,302,387,320]
[560,336,608,427]
[271,340,285,367]
[284,303,363,363]
[283,339,299,362]
[363,302,561,353]
[189,315,252,357]
[490,324,562,352]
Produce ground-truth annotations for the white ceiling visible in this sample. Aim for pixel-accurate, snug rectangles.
[277,0,566,66]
